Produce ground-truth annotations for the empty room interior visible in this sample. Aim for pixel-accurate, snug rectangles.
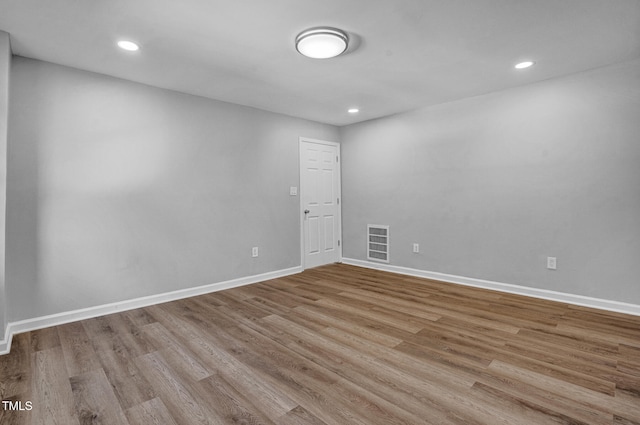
[1,1,639,424]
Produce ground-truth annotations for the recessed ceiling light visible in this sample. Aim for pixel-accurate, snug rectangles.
[348,108,359,114]
[117,40,140,52]
[296,27,348,59]
[515,61,534,69]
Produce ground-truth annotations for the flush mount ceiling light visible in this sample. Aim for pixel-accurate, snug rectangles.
[348,108,359,114]
[295,27,349,59]
[117,40,140,52]
[515,61,535,69]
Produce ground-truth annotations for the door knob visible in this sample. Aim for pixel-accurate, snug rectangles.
[304,209,310,214]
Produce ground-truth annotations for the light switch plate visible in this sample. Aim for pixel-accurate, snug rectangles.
[290,186,298,196]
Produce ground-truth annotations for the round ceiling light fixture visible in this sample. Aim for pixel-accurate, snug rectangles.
[295,27,349,59]
[117,40,140,51]
[515,61,534,69]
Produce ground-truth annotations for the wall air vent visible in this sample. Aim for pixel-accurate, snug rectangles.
[367,225,389,263]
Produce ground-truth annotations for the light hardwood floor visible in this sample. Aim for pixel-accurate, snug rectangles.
[1,264,639,424]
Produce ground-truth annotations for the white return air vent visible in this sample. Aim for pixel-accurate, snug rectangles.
[367,225,389,263]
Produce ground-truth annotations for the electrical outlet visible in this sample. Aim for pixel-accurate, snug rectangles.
[413,243,420,253]
[547,256,557,270]
[252,247,259,258]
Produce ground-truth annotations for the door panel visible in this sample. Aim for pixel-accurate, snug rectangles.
[300,139,341,269]
[322,169,334,204]
[324,216,335,250]
[308,216,320,254]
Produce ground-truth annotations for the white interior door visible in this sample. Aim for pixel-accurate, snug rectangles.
[300,138,341,269]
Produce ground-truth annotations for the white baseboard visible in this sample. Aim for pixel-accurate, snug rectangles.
[0,266,302,355]
[342,258,640,317]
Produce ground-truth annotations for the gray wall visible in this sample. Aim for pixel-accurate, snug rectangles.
[0,32,9,336]
[6,57,338,322]
[341,59,640,304]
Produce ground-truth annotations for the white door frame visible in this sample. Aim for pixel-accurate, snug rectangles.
[299,137,342,270]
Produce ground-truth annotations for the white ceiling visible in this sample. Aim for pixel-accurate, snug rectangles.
[1,0,639,126]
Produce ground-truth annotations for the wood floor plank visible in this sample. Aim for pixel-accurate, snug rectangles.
[612,388,640,423]
[219,322,340,393]
[29,327,60,353]
[469,381,591,425]
[506,331,618,370]
[474,369,613,425]
[291,304,406,347]
[1,263,639,424]
[322,326,477,389]
[0,332,31,399]
[252,318,449,424]
[490,347,616,396]
[58,321,101,378]
[85,331,156,410]
[486,360,616,416]
[0,333,32,425]
[211,292,274,320]
[0,402,29,425]
[617,344,640,394]
[195,373,278,425]
[69,368,130,424]
[614,416,640,425]
[134,351,224,425]
[104,313,157,358]
[216,322,417,425]
[314,296,425,333]
[180,335,299,421]
[121,308,157,328]
[276,405,328,425]
[324,376,441,425]
[141,322,213,382]
[516,327,620,358]
[242,295,293,317]
[260,315,507,425]
[31,347,80,425]
[125,397,178,425]
[144,303,205,341]
[175,297,240,333]
[336,289,443,322]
